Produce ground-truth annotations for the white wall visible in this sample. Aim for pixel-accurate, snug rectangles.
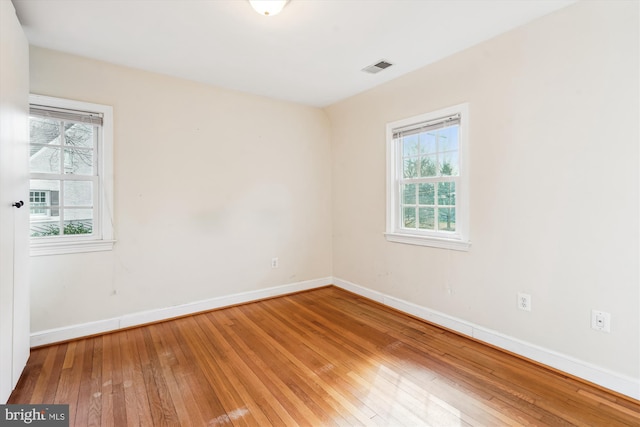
[29,47,333,332]
[327,0,639,381]
[0,0,30,403]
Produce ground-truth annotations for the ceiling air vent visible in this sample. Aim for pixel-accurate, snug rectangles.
[362,60,393,74]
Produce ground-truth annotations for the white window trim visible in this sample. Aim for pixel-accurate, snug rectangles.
[29,94,115,256]
[385,103,470,251]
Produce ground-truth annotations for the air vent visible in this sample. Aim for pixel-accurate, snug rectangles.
[362,60,393,74]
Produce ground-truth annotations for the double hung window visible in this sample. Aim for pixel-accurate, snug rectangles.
[29,95,114,255]
[386,103,470,250]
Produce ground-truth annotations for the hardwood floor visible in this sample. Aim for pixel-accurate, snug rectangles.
[9,286,640,426]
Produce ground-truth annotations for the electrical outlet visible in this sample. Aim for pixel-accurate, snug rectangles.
[271,257,278,268]
[517,293,531,311]
[591,310,611,333]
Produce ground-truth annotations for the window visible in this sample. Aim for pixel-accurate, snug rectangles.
[29,190,51,216]
[29,94,114,255]
[386,103,470,250]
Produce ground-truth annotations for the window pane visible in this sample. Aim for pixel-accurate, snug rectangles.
[29,179,60,218]
[64,148,93,175]
[438,182,456,206]
[30,179,60,192]
[403,157,419,178]
[64,123,93,148]
[63,209,93,235]
[402,135,420,157]
[438,126,459,152]
[402,184,416,204]
[438,207,456,231]
[30,117,60,146]
[419,207,435,230]
[439,151,458,176]
[30,146,61,174]
[63,181,93,206]
[420,155,437,177]
[421,132,437,154]
[403,207,416,228]
[418,183,434,205]
[31,222,60,237]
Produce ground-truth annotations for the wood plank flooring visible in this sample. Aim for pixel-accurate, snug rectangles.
[9,286,640,426]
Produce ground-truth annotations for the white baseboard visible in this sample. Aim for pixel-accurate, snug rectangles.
[30,277,332,348]
[332,277,640,401]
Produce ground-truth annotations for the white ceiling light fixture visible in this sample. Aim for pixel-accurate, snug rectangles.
[249,0,289,17]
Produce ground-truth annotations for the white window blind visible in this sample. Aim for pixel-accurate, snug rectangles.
[30,105,103,126]
[392,114,460,139]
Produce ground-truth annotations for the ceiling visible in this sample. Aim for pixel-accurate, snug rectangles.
[12,0,576,107]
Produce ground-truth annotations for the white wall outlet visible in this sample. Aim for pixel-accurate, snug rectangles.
[271,257,278,268]
[517,293,531,311]
[591,310,611,333]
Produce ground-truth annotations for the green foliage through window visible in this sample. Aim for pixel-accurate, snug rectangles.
[31,221,92,237]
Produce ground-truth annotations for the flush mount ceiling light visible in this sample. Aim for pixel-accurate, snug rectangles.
[249,0,289,17]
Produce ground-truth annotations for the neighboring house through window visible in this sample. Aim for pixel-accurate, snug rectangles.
[29,190,52,216]
[29,94,114,255]
[386,103,470,250]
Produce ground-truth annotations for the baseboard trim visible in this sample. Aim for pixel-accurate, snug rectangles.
[332,277,640,401]
[30,275,639,400]
[30,277,332,348]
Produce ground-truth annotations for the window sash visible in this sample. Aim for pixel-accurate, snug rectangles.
[29,177,99,239]
[396,122,460,181]
[398,176,459,234]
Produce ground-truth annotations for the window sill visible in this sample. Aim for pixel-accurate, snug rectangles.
[30,239,116,256]
[384,232,470,251]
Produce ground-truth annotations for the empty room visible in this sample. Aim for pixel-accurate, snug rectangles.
[1,0,638,425]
